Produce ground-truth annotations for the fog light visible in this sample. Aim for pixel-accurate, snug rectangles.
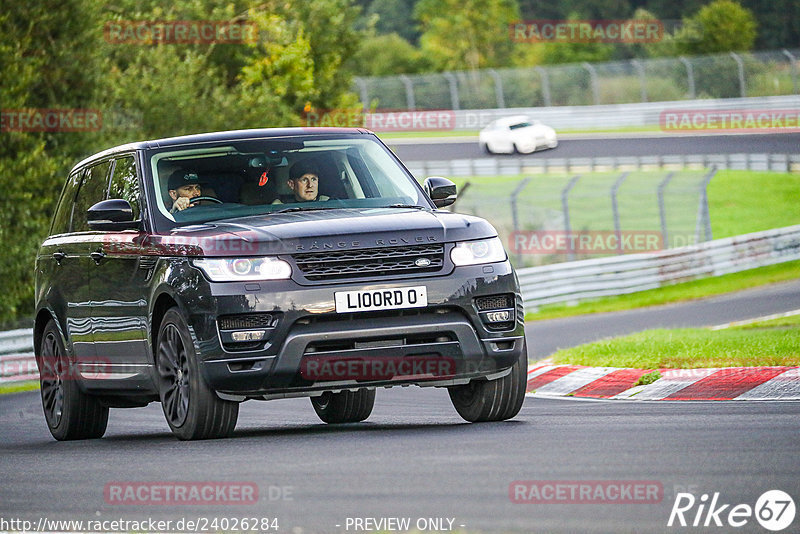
[485,311,511,323]
[231,330,266,342]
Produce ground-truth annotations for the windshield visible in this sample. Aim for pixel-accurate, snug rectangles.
[148,135,428,226]
[509,121,533,130]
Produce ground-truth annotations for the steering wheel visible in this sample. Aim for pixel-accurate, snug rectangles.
[189,196,223,205]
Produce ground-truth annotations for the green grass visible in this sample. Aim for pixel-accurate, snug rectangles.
[0,380,39,395]
[709,171,800,238]
[735,312,800,330]
[526,260,800,321]
[551,321,800,369]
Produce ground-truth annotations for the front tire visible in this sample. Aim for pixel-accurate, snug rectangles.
[310,389,375,424]
[38,319,109,440]
[156,308,238,440]
[448,341,528,422]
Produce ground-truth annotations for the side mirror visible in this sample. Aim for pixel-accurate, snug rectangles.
[423,176,457,208]
[87,199,140,230]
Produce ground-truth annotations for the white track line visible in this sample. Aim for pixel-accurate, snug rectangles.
[710,308,800,330]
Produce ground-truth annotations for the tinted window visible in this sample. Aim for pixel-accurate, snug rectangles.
[509,122,532,130]
[72,160,112,232]
[108,156,140,219]
[50,170,84,235]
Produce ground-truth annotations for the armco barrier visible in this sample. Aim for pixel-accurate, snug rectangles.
[405,153,800,178]
[368,95,800,131]
[2,225,799,383]
[0,328,36,384]
[518,224,800,310]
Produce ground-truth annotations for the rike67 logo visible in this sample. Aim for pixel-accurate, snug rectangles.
[668,490,795,531]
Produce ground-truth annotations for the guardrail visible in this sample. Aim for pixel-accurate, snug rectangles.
[376,94,800,131]
[0,328,36,384]
[518,224,800,311]
[406,153,800,177]
[2,224,799,383]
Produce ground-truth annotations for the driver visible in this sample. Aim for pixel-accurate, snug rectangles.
[167,170,204,213]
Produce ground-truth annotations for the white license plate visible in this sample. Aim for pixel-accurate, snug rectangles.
[335,286,427,313]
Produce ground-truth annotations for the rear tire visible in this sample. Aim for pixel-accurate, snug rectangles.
[448,340,528,422]
[310,389,375,424]
[38,319,109,440]
[156,308,238,440]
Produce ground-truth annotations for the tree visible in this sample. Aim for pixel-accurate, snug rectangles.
[346,33,430,76]
[414,0,520,71]
[678,0,757,55]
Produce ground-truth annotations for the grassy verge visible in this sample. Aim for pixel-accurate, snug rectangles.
[525,260,800,321]
[551,314,800,369]
[0,380,39,395]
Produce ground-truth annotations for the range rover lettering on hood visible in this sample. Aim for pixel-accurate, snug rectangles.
[295,235,438,251]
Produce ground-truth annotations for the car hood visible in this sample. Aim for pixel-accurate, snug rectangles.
[151,208,498,256]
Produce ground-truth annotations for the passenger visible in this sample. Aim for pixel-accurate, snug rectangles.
[274,161,329,203]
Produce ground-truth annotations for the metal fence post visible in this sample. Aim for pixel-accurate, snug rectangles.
[487,69,505,108]
[582,62,600,105]
[730,52,746,98]
[535,66,552,107]
[562,175,581,260]
[399,75,415,111]
[354,77,369,110]
[610,172,629,254]
[783,49,798,94]
[679,56,696,99]
[695,167,717,243]
[443,72,460,111]
[657,171,676,249]
[510,177,532,264]
[631,59,647,102]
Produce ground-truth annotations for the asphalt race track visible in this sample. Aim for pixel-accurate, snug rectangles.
[525,279,800,359]
[2,282,799,533]
[387,132,800,162]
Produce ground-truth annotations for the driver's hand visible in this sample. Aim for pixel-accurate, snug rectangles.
[172,197,191,211]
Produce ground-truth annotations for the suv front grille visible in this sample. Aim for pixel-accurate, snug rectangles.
[293,244,445,281]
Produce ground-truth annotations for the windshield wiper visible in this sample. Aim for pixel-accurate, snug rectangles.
[273,206,340,214]
[383,204,428,210]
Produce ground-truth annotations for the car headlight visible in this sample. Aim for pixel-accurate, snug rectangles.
[193,257,292,281]
[450,237,507,266]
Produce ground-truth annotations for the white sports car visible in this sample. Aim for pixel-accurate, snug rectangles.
[479,115,558,154]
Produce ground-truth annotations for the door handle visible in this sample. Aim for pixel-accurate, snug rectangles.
[52,251,66,264]
[90,250,106,264]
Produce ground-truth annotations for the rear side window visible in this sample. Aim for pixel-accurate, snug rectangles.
[50,170,84,235]
[72,160,112,232]
[108,156,141,219]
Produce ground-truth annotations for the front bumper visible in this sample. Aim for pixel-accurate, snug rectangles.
[179,261,525,398]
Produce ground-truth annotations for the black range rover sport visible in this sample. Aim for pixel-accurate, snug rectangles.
[34,128,528,440]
